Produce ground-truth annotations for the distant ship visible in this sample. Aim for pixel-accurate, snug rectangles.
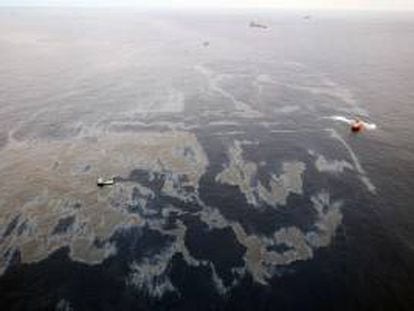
[249,21,268,29]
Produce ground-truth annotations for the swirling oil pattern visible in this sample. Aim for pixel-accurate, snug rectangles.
[0,8,414,311]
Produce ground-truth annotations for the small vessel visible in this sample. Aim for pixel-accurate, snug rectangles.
[249,21,268,29]
[329,115,376,131]
[97,177,115,187]
[351,119,364,132]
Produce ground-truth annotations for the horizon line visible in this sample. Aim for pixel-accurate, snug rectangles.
[1,5,414,12]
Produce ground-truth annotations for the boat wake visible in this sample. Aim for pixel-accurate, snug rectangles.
[328,116,377,130]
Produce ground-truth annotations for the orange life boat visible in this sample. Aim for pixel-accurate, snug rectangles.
[351,120,364,132]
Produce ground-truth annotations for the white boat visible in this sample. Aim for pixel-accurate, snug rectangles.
[97,177,115,187]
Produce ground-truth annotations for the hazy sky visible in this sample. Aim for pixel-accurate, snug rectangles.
[1,0,413,10]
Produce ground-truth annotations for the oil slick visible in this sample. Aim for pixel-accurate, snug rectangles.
[127,248,178,298]
[0,129,360,297]
[194,65,262,118]
[0,131,348,296]
[0,131,208,274]
[216,140,305,208]
[308,150,354,174]
[198,191,343,285]
[0,55,378,300]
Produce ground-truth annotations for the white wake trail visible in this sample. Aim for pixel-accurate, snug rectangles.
[328,115,377,130]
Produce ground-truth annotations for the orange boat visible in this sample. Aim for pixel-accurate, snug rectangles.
[351,119,364,132]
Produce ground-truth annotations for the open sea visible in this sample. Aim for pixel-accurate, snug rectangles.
[0,8,414,310]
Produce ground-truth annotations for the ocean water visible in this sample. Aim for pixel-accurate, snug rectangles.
[0,8,414,310]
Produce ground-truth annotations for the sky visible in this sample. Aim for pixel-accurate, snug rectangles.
[0,0,413,10]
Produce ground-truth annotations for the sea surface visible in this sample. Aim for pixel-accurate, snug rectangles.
[0,8,414,310]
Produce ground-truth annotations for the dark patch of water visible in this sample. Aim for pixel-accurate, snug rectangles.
[51,215,75,235]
